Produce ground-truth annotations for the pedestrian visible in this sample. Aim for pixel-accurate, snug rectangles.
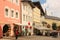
[15,29,19,40]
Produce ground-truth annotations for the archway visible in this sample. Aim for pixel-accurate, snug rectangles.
[13,24,19,34]
[3,24,10,36]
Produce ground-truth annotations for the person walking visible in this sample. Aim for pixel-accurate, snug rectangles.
[15,29,19,40]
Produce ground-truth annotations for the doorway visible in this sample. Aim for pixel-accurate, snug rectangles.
[3,24,10,37]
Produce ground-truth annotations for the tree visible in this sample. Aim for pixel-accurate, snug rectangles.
[52,23,57,30]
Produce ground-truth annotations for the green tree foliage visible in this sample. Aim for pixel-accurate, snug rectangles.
[52,23,57,30]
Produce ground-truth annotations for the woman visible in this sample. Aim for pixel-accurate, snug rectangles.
[15,29,19,40]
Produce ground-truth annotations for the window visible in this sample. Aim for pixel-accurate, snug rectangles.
[11,10,14,17]
[16,0,18,4]
[16,12,18,18]
[26,15,28,21]
[5,8,9,16]
[15,0,19,5]
[30,17,32,22]
[23,15,25,21]
[23,3,27,10]
[11,0,19,5]
[23,5,25,10]
[11,0,13,2]
[28,16,30,21]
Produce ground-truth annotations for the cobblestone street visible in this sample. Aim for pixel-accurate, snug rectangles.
[0,36,60,40]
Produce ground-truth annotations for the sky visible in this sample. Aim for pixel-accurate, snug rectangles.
[32,0,60,17]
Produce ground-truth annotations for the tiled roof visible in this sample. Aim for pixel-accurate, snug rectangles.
[21,1,45,16]
[21,0,35,8]
[45,15,60,21]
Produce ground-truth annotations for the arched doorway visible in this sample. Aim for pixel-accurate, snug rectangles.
[13,24,19,34]
[3,24,10,37]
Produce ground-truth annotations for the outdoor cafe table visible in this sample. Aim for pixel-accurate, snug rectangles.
[50,30,60,37]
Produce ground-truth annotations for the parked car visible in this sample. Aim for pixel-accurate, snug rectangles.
[50,32,58,37]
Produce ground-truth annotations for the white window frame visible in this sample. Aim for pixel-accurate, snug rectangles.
[4,6,10,18]
[26,15,27,21]
[15,10,19,19]
[23,4,25,10]
[11,0,13,3]
[23,14,25,21]
[15,0,19,5]
[11,8,15,18]
[11,0,15,4]
[10,0,19,6]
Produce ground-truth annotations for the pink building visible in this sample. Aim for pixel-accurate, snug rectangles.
[0,0,22,37]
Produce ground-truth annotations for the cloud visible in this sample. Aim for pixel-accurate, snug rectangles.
[41,0,60,17]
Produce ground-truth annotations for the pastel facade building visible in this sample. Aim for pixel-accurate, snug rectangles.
[41,10,60,30]
[21,0,34,35]
[0,0,21,37]
[33,1,45,28]
[44,15,60,30]
[33,3,41,28]
[32,1,45,35]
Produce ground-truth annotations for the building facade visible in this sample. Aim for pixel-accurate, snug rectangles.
[21,0,34,36]
[33,1,45,27]
[44,15,60,30]
[32,4,41,29]
[32,2,46,35]
[0,0,21,37]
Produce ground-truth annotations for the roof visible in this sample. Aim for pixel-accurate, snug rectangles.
[33,1,45,16]
[21,0,35,8]
[21,1,45,16]
[34,26,51,30]
[45,15,60,21]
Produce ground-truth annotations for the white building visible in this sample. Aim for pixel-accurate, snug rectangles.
[21,0,34,36]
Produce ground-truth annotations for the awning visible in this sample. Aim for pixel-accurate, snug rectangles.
[34,26,51,30]
[13,23,22,25]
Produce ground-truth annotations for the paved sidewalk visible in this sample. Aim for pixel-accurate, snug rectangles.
[0,36,60,40]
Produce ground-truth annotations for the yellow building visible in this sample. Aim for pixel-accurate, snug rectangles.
[32,2,45,27]
[32,2,47,35]
[33,5,41,27]
[44,15,60,30]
